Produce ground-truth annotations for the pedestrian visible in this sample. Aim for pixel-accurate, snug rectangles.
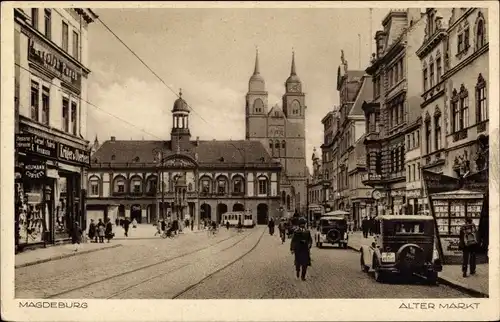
[290,217,312,281]
[71,221,83,251]
[88,219,96,243]
[459,218,478,277]
[115,217,119,227]
[191,219,194,231]
[155,219,162,236]
[226,220,230,230]
[268,218,275,236]
[132,218,137,229]
[97,219,105,243]
[105,218,114,243]
[368,216,374,236]
[361,217,368,238]
[161,219,167,234]
[278,220,286,244]
[123,217,131,237]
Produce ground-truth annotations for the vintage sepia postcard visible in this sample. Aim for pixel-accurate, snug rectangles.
[1,1,499,321]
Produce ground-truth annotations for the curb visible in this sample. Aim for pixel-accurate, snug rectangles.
[437,276,489,298]
[348,242,488,297]
[15,244,123,269]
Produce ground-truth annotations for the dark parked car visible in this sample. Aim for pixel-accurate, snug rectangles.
[359,215,442,284]
[314,214,348,248]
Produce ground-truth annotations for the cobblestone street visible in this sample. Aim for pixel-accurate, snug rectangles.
[16,227,472,299]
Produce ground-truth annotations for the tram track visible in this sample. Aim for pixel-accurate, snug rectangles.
[171,228,266,299]
[45,230,251,299]
[105,230,256,299]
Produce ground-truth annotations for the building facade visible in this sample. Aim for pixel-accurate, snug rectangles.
[442,8,489,178]
[245,50,308,215]
[14,8,97,248]
[307,148,329,222]
[362,9,424,216]
[87,92,282,227]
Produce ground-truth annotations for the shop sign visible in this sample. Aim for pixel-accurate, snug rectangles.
[23,163,46,179]
[422,170,460,195]
[16,133,57,159]
[28,38,81,90]
[58,143,90,166]
[131,205,141,211]
[440,237,462,257]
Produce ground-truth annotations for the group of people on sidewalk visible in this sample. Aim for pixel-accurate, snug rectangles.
[361,216,376,238]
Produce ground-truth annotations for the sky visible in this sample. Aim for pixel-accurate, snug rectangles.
[86,7,390,170]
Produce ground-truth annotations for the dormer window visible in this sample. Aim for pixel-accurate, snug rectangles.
[111,155,116,161]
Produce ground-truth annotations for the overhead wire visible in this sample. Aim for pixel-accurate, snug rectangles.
[15,63,165,142]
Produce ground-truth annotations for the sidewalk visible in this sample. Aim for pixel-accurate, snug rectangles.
[346,231,489,297]
[15,242,122,269]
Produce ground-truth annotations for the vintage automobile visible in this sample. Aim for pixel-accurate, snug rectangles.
[359,215,442,284]
[315,212,349,248]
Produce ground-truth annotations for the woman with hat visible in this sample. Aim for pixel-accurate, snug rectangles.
[290,217,313,281]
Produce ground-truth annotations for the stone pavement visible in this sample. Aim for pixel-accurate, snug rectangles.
[346,231,489,297]
[15,242,121,268]
[110,223,203,240]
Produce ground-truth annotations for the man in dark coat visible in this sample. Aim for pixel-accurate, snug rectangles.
[361,217,368,238]
[290,217,313,281]
[105,218,114,243]
[368,216,374,236]
[123,218,131,237]
[88,219,97,243]
[268,218,275,235]
[71,222,82,251]
[459,218,478,277]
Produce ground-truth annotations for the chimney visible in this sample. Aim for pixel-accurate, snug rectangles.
[110,136,116,142]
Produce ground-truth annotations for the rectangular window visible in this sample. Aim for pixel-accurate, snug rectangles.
[436,57,442,82]
[30,81,39,121]
[72,31,79,60]
[423,69,428,91]
[417,162,421,180]
[416,130,420,146]
[477,87,487,122]
[44,9,51,39]
[459,96,469,130]
[412,132,416,148]
[133,182,141,193]
[434,115,442,150]
[412,164,416,182]
[62,98,69,132]
[41,86,50,125]
[452,100,459,132]
[118,182,125,193]
[62,22,69,51]
[395,105,399,126]
[464,28,470,48]
[458,34,463,53]
[91,182,99,196]
[408,165,412,181]
[202,180,210,193]
[426,120,432,154]
[258,179,268,195]
[400,102,405,123]
[394,65,399,82]
[218,180,226,194]
[71,101,77,135]
[429,63,434,87]
[31,8,38,29]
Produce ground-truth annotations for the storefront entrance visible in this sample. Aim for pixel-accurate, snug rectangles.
[216,203,227,224]
[200,203,211,221]
[131,204,142,223]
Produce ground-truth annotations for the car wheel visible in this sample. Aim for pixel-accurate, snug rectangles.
[374,268,385,283]
[360,253,369,273]
[427,271,439,286]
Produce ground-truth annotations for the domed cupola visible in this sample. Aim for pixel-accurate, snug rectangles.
[248,49,266,92]
[172,89,190,113]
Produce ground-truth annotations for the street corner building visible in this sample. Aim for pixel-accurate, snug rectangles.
[85,49,309,226]
[14,8,98,250]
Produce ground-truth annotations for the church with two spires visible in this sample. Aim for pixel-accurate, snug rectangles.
[86,51,308,226]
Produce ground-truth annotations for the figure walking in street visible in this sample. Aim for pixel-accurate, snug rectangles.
[115,217,119,227]
[278,219,286,244]
[132,218,138,229]
[226,220,230,230]
[105,218,114,243]
[191,219,194,231]
[268,217,275,236]
[88,219,96,243]
[71,221,83,251]
[361,217,368,238]
[155,219,162,236]
[459,218,478,277]
[97,219,105,243]
[123,217,131,237]
[290,217,312,281]
[368,216,374,236]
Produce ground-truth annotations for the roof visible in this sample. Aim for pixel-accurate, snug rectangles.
[91,139,280,168]
[377,215,435,221]
[350,75,372,116]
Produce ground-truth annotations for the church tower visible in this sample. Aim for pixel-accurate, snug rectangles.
[245,49,269,139]
[171,89,191,153]
[281,51,307,212]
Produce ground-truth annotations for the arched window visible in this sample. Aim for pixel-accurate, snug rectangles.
[425,116,432,154]
[291,100,300,115]
[253,98,264,113]
[216,175,229,195]
[476,17,485,50]
[232,175,245,195]
[199,176,212,195]
[476,74,487,123]
[130,176,143,194]
[146,176,157,194]
[113,176,127,194]
[434,108,442,150]
[257,176,268,195]
[88,175,100,196]
[281,191,286,204]
[286,195,291,210]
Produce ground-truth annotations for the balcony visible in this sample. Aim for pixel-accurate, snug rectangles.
[452,129,468,142]
[364,131,380,142]
[361,172,382,186]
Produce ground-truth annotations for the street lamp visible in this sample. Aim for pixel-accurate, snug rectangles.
[152,148,166,222]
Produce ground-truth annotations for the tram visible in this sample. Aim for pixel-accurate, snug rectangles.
[221,211,255,228]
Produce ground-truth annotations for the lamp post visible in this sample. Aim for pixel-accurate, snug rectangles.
[152,148,166,222]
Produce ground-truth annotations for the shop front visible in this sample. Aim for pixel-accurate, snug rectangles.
[15,132,90,249]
